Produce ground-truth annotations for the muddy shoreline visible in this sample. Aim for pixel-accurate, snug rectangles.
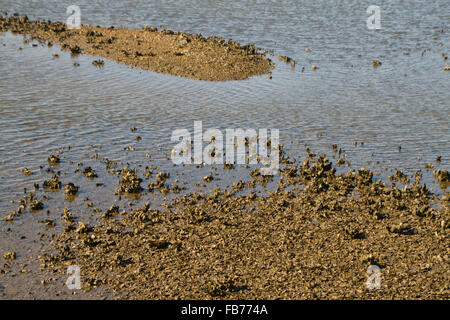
[0,13,274,81]
[1,144,448,299]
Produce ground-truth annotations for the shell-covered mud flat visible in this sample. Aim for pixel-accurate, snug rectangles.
[0,14,274,81]
[1,144,448,299]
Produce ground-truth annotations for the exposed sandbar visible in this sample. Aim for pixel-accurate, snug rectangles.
[0,14,274,81]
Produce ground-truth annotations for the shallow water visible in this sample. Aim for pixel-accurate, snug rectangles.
[0,0,449,298]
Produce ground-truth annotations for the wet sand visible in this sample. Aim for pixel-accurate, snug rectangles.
[2,146,448,299]
[0,14,274,81]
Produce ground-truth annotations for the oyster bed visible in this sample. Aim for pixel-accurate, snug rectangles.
[2,145,449,299]
[0,13,274,81]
